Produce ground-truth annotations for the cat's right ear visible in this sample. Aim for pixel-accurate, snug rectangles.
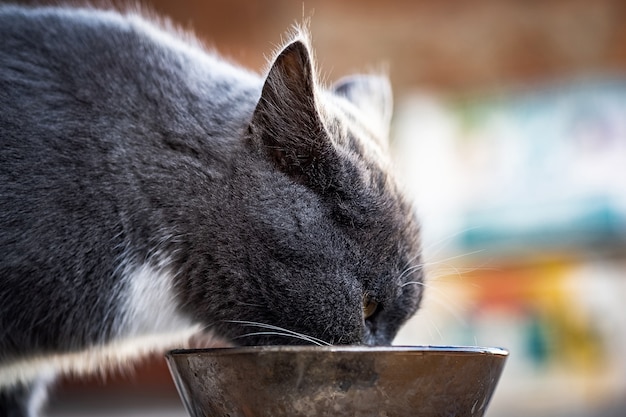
[247,39,336,189]
[333,75,393,141]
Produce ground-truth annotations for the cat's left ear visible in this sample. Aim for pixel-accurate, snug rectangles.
[333,75,393,140]
[248,38,335,189]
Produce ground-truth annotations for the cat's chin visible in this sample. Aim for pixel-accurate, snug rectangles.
[0,327,231,390]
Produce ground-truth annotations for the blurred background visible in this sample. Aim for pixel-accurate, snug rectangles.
[33,0,626,416]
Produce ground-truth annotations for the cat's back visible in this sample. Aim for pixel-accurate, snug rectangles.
[0,5,259,238]
[0,5,261,354]
[0,5,260,266]
[0,5,260,132]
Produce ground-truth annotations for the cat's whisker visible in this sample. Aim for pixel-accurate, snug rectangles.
[400,251,488,287]
[425,268,473,283]
[233,332,324,346]
[397,249,487,284]
[424,310,444,342]
[225,320,332,346]
[400,280,426,289]
[398,252,424,274]
[423,291,467,326]
[438,255,496,272]
[401,280,466,324]
[424,261,499,284]
[425,249,487,267]
[427,262,466,283]
[421,226,483,259]
[397,263,426,283]
[428,264,492,275]
[404,277,468,327]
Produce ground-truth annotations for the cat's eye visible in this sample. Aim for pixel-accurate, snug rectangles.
[363,295,378,320]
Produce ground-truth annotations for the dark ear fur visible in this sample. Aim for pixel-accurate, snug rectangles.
[248,39,336,190]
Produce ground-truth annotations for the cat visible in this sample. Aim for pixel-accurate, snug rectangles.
[0,5,424,417]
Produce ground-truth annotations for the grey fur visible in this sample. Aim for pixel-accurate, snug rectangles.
[0,5,424,416]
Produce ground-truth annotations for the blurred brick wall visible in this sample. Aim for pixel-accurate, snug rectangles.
[146,0,626,93]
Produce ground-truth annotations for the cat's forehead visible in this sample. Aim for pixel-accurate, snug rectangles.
[326,93,420,247]
[319,90,420,244]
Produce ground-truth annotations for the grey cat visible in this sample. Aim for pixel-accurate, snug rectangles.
[0,5,424,417]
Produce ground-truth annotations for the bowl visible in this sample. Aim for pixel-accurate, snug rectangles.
[166,346,508,417]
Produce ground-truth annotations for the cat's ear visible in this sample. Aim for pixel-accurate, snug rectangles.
[248,39,334,188]
[333,75,393,140]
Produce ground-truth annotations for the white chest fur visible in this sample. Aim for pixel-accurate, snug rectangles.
[0,261,213,388]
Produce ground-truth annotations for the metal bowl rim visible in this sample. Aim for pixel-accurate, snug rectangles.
[167,345,509,358]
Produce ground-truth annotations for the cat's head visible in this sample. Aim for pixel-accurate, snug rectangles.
[194,34,423,346]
